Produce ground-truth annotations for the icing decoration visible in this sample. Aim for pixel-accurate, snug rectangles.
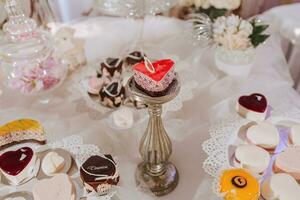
[238,93,267,113]
[133,58,176,94]
[231,176,247,188]
[102,80,123,97]
[134,59,174,82]
[0,147,34,176]
[0,119,46,148]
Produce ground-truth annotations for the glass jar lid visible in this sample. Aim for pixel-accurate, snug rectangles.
[0,0,53,63]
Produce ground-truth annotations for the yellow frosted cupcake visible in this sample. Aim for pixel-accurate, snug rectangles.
[219,168,259,200]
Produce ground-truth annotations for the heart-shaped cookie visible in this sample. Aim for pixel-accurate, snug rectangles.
[246,122,280,150]
[0,119,46,149]
[41,152,65,176]
[0,147,34,176]
[274,147,300,180]
[33,174,76,200]
[239,93,267,112]
[262,173,300,200]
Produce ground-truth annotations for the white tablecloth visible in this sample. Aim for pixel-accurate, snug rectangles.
[1,15,300,200]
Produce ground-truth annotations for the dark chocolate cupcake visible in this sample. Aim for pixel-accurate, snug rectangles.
[98,58,123,79]
[80,155,119,196]
[125,51,146,66]
[99,80,125,108]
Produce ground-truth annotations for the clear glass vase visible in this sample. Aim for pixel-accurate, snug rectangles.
[0,0,67,96]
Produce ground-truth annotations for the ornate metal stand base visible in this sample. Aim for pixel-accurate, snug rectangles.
[127,76,180,196]
[136,162,179,196]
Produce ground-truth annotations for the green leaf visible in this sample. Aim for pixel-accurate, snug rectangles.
[251,34,270,47]
[251,24,269,36]
[198,7,227,20]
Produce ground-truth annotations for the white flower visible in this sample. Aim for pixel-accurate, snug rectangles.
[212,14,254,50]
[226,14,240,33]
[213,16,226,34]
[239,20,253,36]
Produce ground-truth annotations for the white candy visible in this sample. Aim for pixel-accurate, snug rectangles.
[111,107,134,129]
[247,122,280,150]
[42,152,65,176]
[290,124,300,146]
[262,173,300,200]
[235,145,270,174]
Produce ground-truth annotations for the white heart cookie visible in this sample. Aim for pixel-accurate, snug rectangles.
[262,173,300,200]
[33,174,75,200]
[234,145,270,174]
[247,122,280,150]
[290,124,300,146]
[42,152,65,176]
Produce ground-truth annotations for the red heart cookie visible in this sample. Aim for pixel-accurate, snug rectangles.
[133,59,174,81]
[238,93,267,113]
[0,147,34,176]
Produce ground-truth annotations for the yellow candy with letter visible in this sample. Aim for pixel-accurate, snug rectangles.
[219,168,259,200]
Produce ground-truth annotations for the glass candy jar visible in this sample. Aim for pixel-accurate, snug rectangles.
[0,0,67,96]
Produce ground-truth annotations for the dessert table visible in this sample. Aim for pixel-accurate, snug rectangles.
[1,14,300,200]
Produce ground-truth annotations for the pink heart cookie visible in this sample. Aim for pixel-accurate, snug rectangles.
[33,174,76,200]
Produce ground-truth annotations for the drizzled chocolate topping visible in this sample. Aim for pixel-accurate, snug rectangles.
[99,81,125,108]
[99,58,123,77]
[126,51,145,66]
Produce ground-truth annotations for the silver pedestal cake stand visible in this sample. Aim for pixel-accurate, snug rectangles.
[126,76,180,196]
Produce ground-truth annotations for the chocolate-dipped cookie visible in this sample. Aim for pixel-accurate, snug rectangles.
[98,58,123,79]
[99,80,125,108]
[125,51,146,66]
[80,155,119,195]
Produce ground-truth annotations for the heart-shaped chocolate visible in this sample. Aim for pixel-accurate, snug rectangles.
[0,147,33,176]
[133,59,174,81]
[238,93,267,113]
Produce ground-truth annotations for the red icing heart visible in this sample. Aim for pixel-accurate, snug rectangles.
[239,93,267,113]
[0,147,34,176]
[133,59,174,81]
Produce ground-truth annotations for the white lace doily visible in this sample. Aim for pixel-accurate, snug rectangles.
[202,108,300,196]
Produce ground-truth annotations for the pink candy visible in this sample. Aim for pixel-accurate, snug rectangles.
[8,57,63,95]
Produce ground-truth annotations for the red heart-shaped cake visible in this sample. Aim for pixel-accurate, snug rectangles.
[0,147,34,176]
[238,93,267,113]
[133,59,176,97]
